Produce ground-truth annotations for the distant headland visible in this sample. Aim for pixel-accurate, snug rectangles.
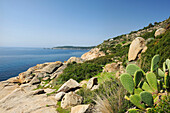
[49,46,95,50]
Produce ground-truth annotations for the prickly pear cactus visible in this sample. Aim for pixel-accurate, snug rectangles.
[120,73,134,94]
[146,72,158,92]
[134,70,143,87]
[142,82,154,93]
[151,54,159,72]
[130,94,145,110]
[126,64,141,76]
[134,88,143,95]
[158,68,165,77]
[140,91,153,106]
[120,55,169,112]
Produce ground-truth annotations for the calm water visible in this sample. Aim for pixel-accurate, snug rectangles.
[0,47,88,81]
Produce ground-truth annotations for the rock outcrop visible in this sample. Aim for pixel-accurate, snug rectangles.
[154,28,166,37]
[103,62,120,72]
[35,61,62,74]
[128,37,146,61]
[61,92,83,109]
[50,64,67,80]
[86,77,98,89]
[55,92,65,101]
[71,104,92,113]
[81,48,105,61]
[57,79,80,93]
[66,57,84,64]
[0,83,57,113]
[18,61,62,84]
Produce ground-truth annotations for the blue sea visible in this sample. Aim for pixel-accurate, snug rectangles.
[0,47,89,81]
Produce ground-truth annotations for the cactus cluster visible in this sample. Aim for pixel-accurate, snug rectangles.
[120,55,170,112]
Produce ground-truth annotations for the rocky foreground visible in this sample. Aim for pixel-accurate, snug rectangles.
[0,25,167,113]
[0,47,105,113]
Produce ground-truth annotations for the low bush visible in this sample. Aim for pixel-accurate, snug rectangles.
[57,63,103,83]
[139,30,156,39]
[140,31,170,72]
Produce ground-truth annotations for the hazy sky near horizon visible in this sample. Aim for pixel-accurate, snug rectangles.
[0,0,170,47]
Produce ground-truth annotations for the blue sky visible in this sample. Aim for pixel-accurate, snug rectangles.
[0,0,170,47]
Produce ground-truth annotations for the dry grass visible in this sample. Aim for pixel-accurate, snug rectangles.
[94,79,129,113]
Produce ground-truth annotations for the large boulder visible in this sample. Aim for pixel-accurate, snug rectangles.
[128,37,146,61]
[67,57,84,64]
[0,81,19,100]
[61,92,83,109]
[36,61,62,74]
[57,79,80,93]
[50,64,67,79]
[7,77,19,83]
[103,63,120,72]
[18,63,49,83]
[154,28,166,37]
[55,92,65,101]
[71,104,92,113]
[86,77,98,89]
[0,86,57,113]
[29,76,41,85]
[81,48,105,61]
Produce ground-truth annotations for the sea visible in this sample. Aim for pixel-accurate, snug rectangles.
[0,47,89,81]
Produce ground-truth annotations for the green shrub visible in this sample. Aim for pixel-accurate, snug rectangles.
[139,30,156,39]
[57,63,103,83]
[56,101,70,113]
[122,41,126,44]
[140,31,170,72]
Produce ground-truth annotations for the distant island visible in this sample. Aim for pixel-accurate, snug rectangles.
[51,46,95,50]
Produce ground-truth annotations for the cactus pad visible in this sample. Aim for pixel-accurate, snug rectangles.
[134,88,143,95]
[130,94,145,110]
[126,64,141,76]
[142,82,153,93]
[151,54,159,72]
[140,91,153,106]
[120,73,134,94]
[134,70,143,87]
[158,68,165,77]
[165,59,170,70]
[146,72,158,91]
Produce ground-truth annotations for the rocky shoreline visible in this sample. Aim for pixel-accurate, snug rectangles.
[0,47,105,113]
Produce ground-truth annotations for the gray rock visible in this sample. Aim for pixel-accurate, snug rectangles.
[29,76,41,85]
[91,84,100,91]
[0,86,57,113]
[50,64,67,80]
[29,89,45,95]
[81,48,105,61]
[71,104,92,113]
[128,37,146,61]
[155,28,166,37]
[66,57,84,64]
[57,79,80,93]
[55,92,65,101]
[61,92,83,109]
[36,61,63,74]
[103,63,120,73]
[86,77,98,89]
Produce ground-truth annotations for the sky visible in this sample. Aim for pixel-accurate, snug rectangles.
[0,0,170,48]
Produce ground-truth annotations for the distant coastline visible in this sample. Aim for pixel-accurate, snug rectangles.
[46,46,95,50]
